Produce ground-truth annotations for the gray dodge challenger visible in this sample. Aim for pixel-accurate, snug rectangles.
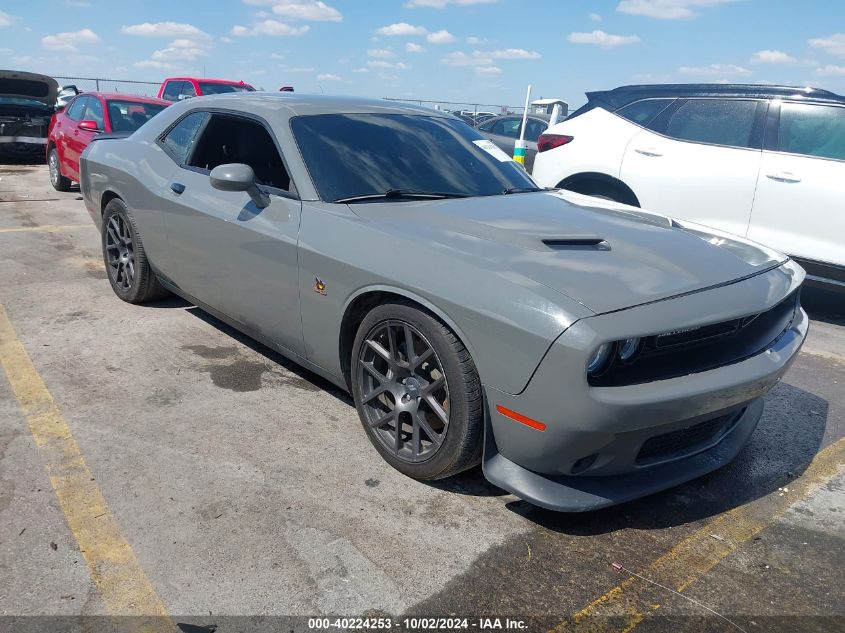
[80,93,808,511]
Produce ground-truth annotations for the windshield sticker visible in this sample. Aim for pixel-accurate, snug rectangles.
[473,139,514,163]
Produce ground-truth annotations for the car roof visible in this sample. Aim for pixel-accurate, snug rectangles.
[83,92,169,105]
[485,113,551,121]
[177,92,449,117]
[163,77,252,86]
[587,83,845,108]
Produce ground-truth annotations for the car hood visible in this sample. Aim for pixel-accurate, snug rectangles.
[349,190,788,315]
[0,70,59,106]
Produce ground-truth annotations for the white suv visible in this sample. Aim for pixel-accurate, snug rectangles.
[532,84,845,293]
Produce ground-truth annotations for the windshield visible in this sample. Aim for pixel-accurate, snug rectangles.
[107,100,167,132]
[291,113,537,202]
[198,82,254,95]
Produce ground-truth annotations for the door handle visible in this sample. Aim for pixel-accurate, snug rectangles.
[634,147,663,157]
[766,171,801,184]
[169,182,186,194]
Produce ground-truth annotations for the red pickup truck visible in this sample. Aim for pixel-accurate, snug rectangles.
[157,77,255,102]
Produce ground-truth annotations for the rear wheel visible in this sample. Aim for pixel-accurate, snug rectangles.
[351,302,483,480]
[48,147,72,192]
[101,198,169,303]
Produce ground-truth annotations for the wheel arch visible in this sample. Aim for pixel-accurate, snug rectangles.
[337,285,479,392]
[558,171,640,207]
[100,189,123,216]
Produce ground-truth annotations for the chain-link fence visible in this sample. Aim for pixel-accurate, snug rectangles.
[53,76,161,97]
[383,97,524,116]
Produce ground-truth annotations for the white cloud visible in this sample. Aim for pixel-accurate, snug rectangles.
[488,48,540,59]
[589,12,602,21]
[378,73,399,80]
[475,65,501,75]
[426,29,455,44]
[367,60,409,69]
[65,0,92,6]
[809,33,845,57]
[568,30,640,48]
[42,29,100,52]
[352,67,369,73]
[0,11,16,27]
[368,48,395,58]
[317,73,342,80]
[750,49,796,64]
[271,52,285,59]
[466,36,485,44]
[376,22,427,36]
[283,66,315,72]
[134,60,176,69]
[405,0,495,7]
[220,36,234,43]
[616,0,741,20]
[232,20,310,36]
[121,22,208,39]
[151,38,210,61]
[271,1,342,21]
[678,63,751,76]
[442,51,491,67]
[816,64,845,77]
[405,42,426,53]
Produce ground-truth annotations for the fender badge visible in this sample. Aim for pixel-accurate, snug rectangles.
[313,277,327,296]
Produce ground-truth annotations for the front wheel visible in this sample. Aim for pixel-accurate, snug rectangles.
[48,147,71,191]
[351,302,483,480]
[101,198,169,304]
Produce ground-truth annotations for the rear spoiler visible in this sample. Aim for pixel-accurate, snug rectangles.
[91,131,132,141]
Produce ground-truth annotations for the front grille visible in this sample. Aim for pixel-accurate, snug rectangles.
[589,289,800,387]
[636,408,745,466]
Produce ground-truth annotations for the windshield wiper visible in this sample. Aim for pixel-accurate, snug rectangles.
[334,189,469,203]
[501,186,545,195]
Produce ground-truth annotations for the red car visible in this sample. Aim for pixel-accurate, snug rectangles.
[157,77,255,102]
[47,92,168,191]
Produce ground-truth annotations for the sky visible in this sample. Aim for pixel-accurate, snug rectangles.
[2,0,845,109]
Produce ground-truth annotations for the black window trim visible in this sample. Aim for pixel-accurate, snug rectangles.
[156,108,299,200]
[639,96,769,152]
[764,99,845,164]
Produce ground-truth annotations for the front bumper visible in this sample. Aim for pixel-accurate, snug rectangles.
[481,261,807,511]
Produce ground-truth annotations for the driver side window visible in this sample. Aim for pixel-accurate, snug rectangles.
[187,113,291,191]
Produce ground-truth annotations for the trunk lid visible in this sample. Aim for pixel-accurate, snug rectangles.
[0,70,59,106]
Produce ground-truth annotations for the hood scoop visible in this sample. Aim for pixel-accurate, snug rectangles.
[542,237,610,251]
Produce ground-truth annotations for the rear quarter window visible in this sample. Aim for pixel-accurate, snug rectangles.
[615,99,674,127]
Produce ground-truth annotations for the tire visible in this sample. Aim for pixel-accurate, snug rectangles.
[101,198,169,304]
[48,147,72,192]
[351,301,483,480]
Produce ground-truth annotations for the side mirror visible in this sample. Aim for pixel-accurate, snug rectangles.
[209,163,270,209]
[78,120,100,132]
[55,104,66,113]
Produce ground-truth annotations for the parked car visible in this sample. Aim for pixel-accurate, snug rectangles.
[0,69,58,160]
[532,83,845,293]
[157,77,255,102]
[47,92,168,191]
[80,93,806,512]
[56,84,80,108]
[478,114,550,171]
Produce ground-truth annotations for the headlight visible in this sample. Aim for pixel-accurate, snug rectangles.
[586,343,613,376]
[618,337,641,362]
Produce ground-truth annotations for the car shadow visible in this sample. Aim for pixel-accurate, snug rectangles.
[801,286,845,326]
[503,381,827,533]
[152,297,353,406]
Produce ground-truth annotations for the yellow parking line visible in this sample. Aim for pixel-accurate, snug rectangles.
[0,304,174,632]
[0,224,92,234]
[552,436,845,633]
